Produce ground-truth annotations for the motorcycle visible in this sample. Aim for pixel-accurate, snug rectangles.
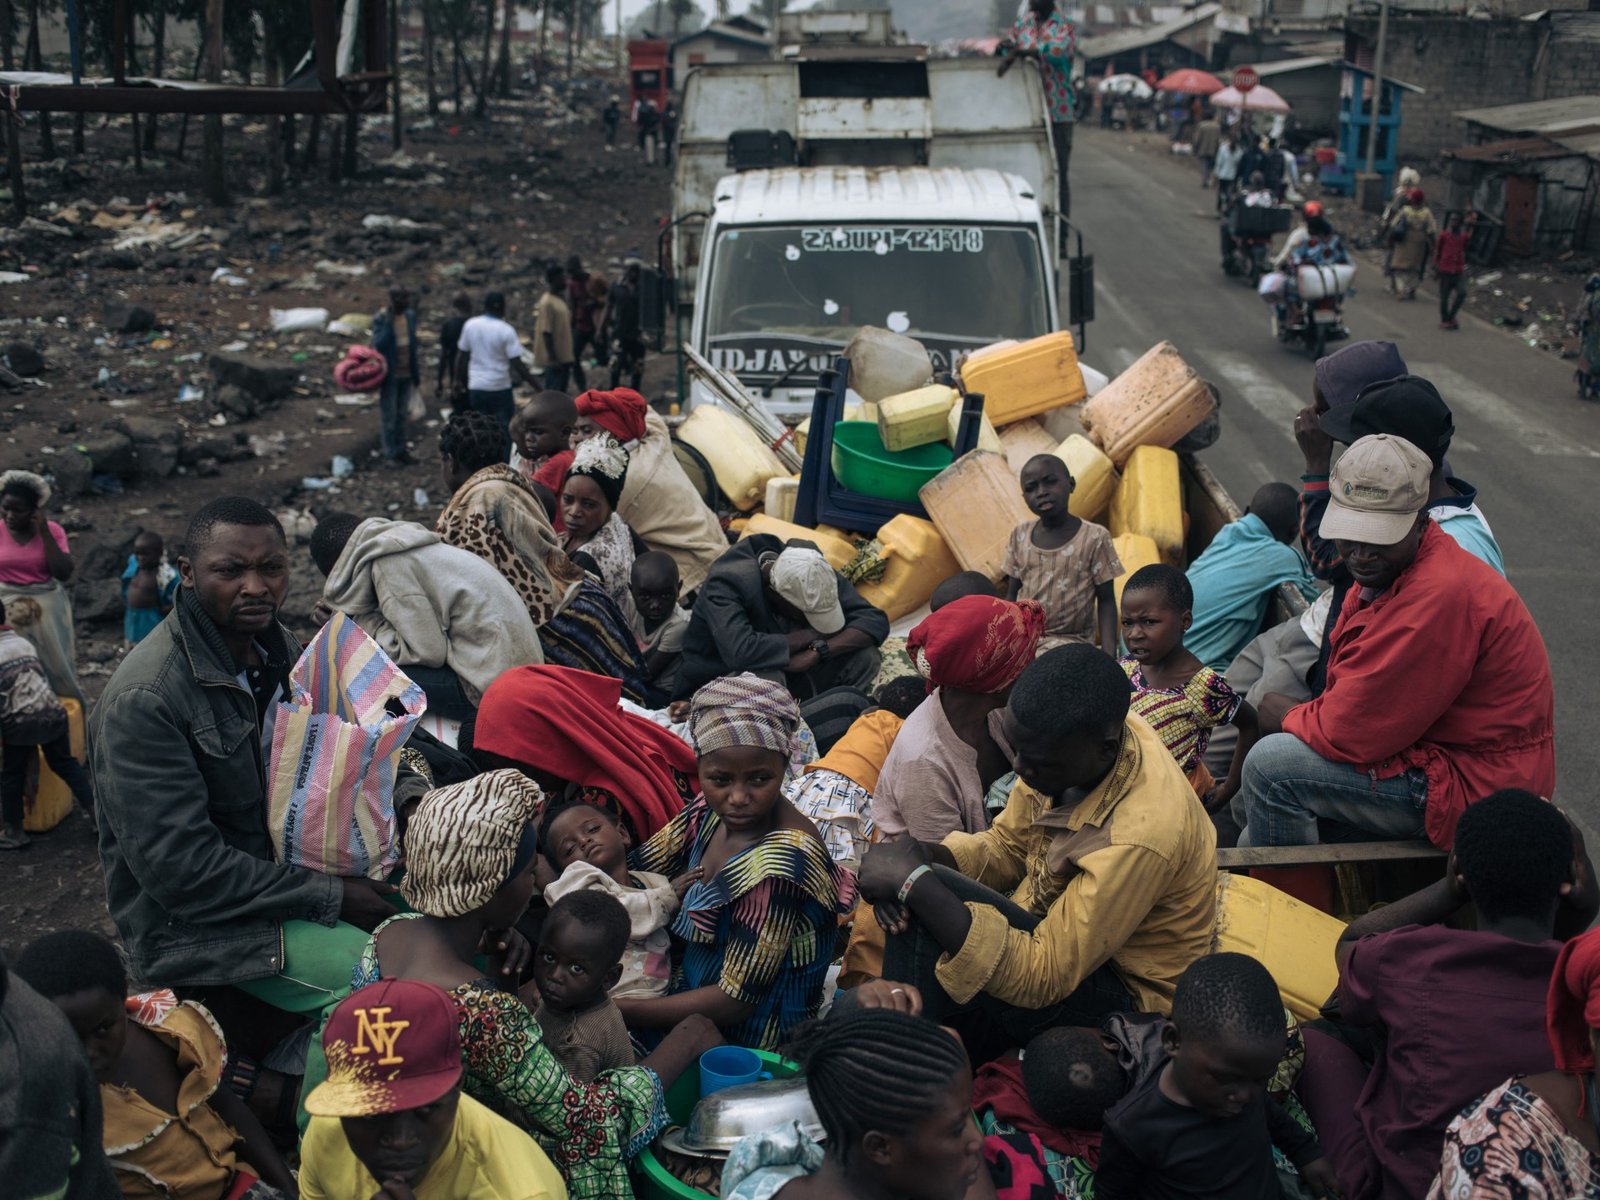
[1223,230,1274,285]
[1271,262,1354,359]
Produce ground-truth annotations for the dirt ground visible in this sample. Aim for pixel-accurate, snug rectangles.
[0,70,677,955]
[1121,127,1598,355]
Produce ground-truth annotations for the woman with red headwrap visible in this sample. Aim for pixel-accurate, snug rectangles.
[1427,926,1600,1198]
[1385,187,1437,301]
[571,388,729,595]
[872,595,1046,843]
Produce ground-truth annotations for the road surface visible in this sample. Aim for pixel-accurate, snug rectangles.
[1070,126,1599,822]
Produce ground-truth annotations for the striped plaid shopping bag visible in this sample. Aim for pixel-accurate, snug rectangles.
[267,613,425,880]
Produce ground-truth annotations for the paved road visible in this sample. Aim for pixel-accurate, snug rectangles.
[1069,126,1599,821]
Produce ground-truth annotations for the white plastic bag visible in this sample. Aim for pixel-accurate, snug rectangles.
[1258,271,1288,299]
[270,307,331,333]
[407,387,426,422]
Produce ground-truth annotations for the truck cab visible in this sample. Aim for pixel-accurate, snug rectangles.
[668,44,1087,417]
[691,165,1057,417]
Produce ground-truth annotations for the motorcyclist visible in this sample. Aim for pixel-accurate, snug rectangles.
[1272,199,1325,270]
[1279,214,1351,326]
[1220,170,1278,271]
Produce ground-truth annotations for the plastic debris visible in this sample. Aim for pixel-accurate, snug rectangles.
[300,477,337,491]
[177,385,205,403]
[220,340,250,352]
[270,307,330,333]
[314,260,369,277]
[211,267,249,287]
[334,393,375,406]
[413,488,430,508]
[0,272,29,285]
[331,455,355,478]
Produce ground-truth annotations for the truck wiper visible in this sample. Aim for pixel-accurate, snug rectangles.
[762,356,814,397]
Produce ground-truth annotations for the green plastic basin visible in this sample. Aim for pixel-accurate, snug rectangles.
[634,1049,802,1200]
[830,421,954,505]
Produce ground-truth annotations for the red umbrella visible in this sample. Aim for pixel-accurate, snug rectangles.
[1155,68,1224,95]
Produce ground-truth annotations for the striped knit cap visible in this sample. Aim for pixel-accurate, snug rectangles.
[401,769,544,917]
[688,672,801,757]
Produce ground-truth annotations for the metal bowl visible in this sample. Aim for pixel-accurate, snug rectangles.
[678,1077,825,1153]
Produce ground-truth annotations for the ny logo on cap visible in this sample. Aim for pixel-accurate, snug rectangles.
[353,1006,411,1066]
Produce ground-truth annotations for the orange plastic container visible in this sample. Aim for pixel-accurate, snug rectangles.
[856,515,962,621]
[918,450,1032,585]
[959,332,1087,428]
[1079,341,1217,468]
[25,697,84,832]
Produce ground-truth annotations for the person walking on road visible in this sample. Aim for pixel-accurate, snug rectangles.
[636,97,661,165]
[534,264,577,393]
[602,96,621,148]
[1435,210,1473,330]
[609,261,646,391]
[661,101,680,168]
[454,292,538,432]
[1192,110,1221,188]
[998,0,1078,223]
[371,286,420,466]
[1214,128,1243,212]
[435,293,472,404]
[1386,188,1437,301]
[566,255,598,391]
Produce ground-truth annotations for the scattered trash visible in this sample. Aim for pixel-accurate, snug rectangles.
[270,307,331,333]
[326,312,374,337]
[362,214,434,233]
[248,432,287,457]
[177,385,205,403]
[220,340,250,352]
[301,476,337,490]
[174,352,204,363]
[1474,271,1503,286]
[334,392,375,406]
[97,367,113,386]
[91,474,125,495]
[0,272,30,285]
[211,267,249,287]
[314,260,368,278]
[331,455,355,478]
[412,488,430,508]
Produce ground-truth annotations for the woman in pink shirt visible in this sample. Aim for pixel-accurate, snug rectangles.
[0,471,82,705]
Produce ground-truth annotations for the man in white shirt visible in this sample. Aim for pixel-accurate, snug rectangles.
[452,291,539,431]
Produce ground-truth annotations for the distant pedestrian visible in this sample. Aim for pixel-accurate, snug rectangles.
[1434,211,1472,330]
[1214,128,1242,211]
[534,263,576,393]
[435,292,472,401]
[999,0,1077,222]
[1386,188,1437,300]
[566,254,598,390]
[661,101,680,167]
[602,96,621,148]
[454,291,538,432]
[1192,110,1221,188]
[636,97,661,165]
[609,262,646,391]
[371,284,420,465]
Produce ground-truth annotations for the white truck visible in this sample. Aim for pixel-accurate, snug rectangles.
[666,40,1091,416]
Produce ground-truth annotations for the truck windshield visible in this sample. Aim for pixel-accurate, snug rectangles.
[702,223,1050,381]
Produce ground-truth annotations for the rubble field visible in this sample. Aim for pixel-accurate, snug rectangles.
[0,77,677,946]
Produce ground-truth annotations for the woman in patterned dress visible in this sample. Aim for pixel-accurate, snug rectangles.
[1428,927,1600,1198]
[353,769,720,1200]
[621,674,857,1051]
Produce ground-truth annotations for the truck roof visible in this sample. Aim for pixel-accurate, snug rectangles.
[711,166,1042,226]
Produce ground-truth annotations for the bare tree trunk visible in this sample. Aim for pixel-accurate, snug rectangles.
[143,3,165,151]
[266,50,284,194]
[341,111,358,177]
[302,111,322,167]
[24,0,53,161]
[494,0,512,95]
[201,0,227,205]
[474,0,495,116]
[391,0,402,148]
[423,0,439,113]
[2,0,25,217]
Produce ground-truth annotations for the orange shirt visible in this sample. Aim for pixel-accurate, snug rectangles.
[803,708,903,794]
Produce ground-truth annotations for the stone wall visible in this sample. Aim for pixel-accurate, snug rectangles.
[1345,13,1600,163]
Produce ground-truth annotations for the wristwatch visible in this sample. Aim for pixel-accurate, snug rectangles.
[810,638,832,660]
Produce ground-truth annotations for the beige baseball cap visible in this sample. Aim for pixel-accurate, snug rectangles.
[1321,433,1431,546]
[770,547,846,635]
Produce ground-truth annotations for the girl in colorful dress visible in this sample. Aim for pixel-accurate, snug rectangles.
[1118,564,1260,812]
[624,674,857,1051]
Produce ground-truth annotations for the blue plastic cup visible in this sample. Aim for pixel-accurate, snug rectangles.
[699,1046,772,1098]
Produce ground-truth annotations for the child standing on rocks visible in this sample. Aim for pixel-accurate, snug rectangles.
[121,530,177,645]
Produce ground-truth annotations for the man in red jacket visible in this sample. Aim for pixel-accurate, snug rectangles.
[1238,434,1554,849]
